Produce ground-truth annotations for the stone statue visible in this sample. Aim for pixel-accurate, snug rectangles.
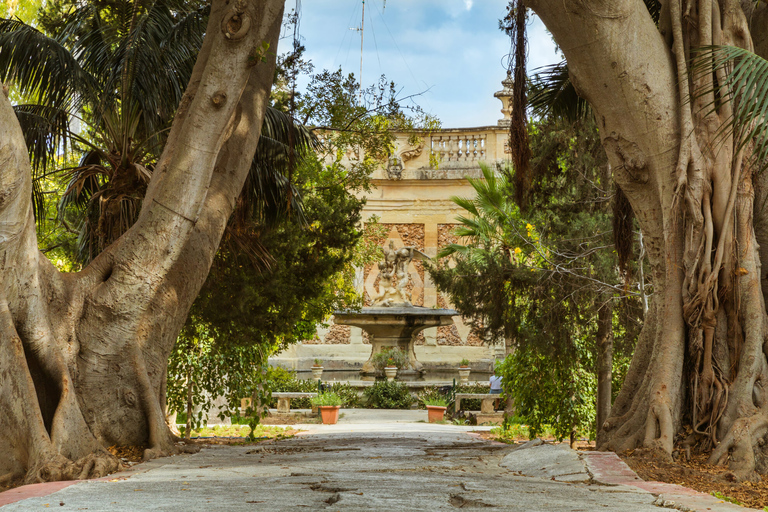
[371,241,429,307]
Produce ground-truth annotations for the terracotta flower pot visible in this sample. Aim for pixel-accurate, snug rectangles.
[426,405,447,423]
[318,405,341,425]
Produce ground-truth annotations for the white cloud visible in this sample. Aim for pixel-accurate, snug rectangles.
[464,0,474,10]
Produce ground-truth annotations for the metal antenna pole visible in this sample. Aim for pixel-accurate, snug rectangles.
[359,0,365,99]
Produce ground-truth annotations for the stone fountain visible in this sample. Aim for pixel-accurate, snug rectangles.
[334,241,458,376]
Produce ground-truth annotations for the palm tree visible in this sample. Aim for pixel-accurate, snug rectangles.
[0,0,314,263]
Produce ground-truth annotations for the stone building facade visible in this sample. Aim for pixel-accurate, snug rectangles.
[272,74,514,371]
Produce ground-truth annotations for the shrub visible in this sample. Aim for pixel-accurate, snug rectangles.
[422,396,448,407]
[363,381,414,409]
[371,347,409,372]
[324,382,360,408]
[266,366,300,391]
[497,350,596,441]
[459,358,470,367]
[311,392,343,407]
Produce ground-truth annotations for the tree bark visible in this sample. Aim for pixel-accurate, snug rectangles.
[596,302,613,446]
[529,0,768,480]
[0,0,286,484]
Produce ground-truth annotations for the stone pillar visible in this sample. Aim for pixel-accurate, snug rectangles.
[423,222,439,346]
[349,326,364,344]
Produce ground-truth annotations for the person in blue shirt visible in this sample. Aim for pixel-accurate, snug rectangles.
[489,374,503,410]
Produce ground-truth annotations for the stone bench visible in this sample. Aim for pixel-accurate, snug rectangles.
[454,393,500,414]
[272,392,318,413]
[240,392,318,414]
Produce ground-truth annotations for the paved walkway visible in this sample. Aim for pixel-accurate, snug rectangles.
[0,410,755,511]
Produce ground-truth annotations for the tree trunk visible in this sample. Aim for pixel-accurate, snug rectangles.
[0,0,286,484]
[185,368,194,441]
[529,0,768,480]
[596,302,613,446]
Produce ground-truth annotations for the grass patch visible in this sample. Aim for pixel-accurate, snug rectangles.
[180,424,296,440]
[711,491,741,505]
[488,423,558,443]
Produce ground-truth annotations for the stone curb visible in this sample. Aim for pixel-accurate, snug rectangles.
[0,451,180,507]
[581,451,760,512]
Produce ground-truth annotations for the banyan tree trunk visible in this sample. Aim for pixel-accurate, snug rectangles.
[529,0,768,480]
[0,0,286,484]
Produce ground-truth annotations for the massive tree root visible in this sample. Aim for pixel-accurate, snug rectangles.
[0,0,286,483]
[529,0,768,479]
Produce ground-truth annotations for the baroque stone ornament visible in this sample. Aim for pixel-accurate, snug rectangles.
[399,142,423,162]
[371,240,429,307]
[386,155,403,180]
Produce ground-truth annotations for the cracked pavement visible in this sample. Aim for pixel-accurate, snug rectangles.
[1,431,665,511]
[0,411,754,511]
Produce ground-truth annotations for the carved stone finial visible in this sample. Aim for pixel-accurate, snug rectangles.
[494,71,514,127]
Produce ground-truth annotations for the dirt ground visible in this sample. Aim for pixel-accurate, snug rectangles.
[620,448,768,509]
[260,413,319,425]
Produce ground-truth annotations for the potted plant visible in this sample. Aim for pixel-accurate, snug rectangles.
[422,396,448,423]
[384,358,398,382]
[458,359,471,384]
[311,358,323,381]
[311,392,343,424]
[372,347,409,380]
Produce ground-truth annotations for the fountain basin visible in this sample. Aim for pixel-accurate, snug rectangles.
[334,307,458,375]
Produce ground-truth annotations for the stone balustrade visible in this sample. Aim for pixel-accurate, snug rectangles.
[431,132,487,164]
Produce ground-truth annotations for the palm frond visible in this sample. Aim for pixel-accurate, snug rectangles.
[692,46,768,169]
[529,60,591,122]
[0,17,94,109]
[239,107,321,226]
[13,104,72,176]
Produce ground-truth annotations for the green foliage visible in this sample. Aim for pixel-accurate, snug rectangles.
[497,348,596,441]
[489,423,558,442]
[459,359,470,367]
[323,382,361,408]
[191,163,364,356]
[363,381,414,409]
[0,0,42,24]
[166,322,271,438]
[428,113,645,437]
[290,68,440,191]
[311,392,343,407]
[371,347,409,372]
[0,1,209,258]
[1,1,316,264]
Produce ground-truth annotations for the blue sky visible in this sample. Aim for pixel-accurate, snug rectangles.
[290,0,560,128]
